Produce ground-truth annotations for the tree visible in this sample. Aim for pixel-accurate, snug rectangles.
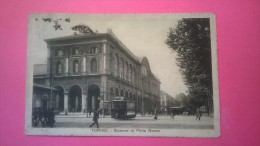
[175,93,189,107]
[166,18,213,115]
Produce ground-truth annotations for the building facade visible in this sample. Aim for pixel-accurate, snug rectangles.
[160,91,177,114]
[33,27,161,114]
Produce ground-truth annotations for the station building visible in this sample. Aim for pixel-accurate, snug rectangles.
[33,26,161,114]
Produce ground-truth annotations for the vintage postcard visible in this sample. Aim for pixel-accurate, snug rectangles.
[26,13,220,137]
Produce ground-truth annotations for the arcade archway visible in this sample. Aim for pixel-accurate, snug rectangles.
[87,84,100,111]
[54,86,64,112]
[69,85,82,112]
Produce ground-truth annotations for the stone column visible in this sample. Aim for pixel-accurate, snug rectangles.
[83,57,86,75]
[64,92,69,114]
[55,95,59,109]
[103,43,107,74]
[82,93,86,113]
[101,76,108,101]
[65,58,69,75]
[92,96,95,110]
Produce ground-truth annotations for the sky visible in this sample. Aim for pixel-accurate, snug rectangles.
[28,14,188,97]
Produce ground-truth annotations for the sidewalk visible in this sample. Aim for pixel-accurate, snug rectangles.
[55,113,156,118]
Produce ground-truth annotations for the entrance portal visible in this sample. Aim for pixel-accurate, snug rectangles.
[69,85,82,112]
[55,86,64,112]
[87,84,100,111]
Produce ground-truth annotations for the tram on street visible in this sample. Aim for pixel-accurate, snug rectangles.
[111,96,136,119]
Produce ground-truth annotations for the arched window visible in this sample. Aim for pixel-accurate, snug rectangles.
[91,58,98,73]
[115,87,119,96]
[73,60,79,73]
[89,47,100,54]
[115,54,119,77]
[55,50,63,56]
[120,89,124,96]
[120,58,124,78]
[110,87,114,101]
[133,67,136,84]
[110,52,114,75]
[129,92,132,100]
[125,91,128,98]
[72,48,79,55]
[129,64,132,82]
[125,61,128,81]
[56,61,62,74]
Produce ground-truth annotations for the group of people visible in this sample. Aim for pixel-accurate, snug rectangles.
[83,108,93,117]
[32,108,55,127]
[170,108,202,120]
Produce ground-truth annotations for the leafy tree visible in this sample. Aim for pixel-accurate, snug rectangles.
[166,18,213,115]
[175,93,189,107]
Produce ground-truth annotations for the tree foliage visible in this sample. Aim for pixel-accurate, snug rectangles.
[166,18,213,109]
[175,93,189,107]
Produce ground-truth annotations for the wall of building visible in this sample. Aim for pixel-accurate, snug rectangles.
[34,32,161,113]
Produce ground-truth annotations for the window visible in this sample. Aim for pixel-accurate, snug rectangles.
[88,47,100,54]
[56,61,62,74]
[125,61,128,81]
[55,50,63,56]
[125,91,128,98]
[133,67,136,84]
[129,64,132,82]
[91,58,97,73]
[120,89,124,96]
[110,87,114,101]
[72,48,79,55]
[115,54,119,77]
[73,60,79,73]
[115,87,119,96]
[120,58,124,78]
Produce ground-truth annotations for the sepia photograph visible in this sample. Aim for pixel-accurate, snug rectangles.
[26,13,220,137]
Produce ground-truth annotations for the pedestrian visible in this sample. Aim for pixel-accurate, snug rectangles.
[154,108,158,120]
[83,108,86,115]
[196,108,201,121]
[37,108,43,127]
[48,108,55,127]
[89,109,99,128]
[32,108,38,127]
[42,109,48,127]
[88,108,92,117]
[171,112,175,119]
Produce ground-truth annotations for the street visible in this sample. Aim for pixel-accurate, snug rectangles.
[51,114,214,129]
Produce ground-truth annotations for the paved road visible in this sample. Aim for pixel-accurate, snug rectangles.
[50,114,214,129]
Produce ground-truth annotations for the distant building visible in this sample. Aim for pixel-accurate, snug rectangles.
[33,26,161,114]
[160,91,177,114]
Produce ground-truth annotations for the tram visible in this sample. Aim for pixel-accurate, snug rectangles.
[111,96,136,119]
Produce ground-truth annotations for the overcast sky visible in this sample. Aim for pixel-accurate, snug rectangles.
[28,14,188,97]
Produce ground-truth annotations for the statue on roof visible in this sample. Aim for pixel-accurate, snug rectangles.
[71,24,95,35]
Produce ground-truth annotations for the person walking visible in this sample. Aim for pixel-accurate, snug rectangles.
[87,108,92,118]
[154,108,158,120]
[48,108,55,127]
[89,109,99,128]
[196,108,202,121]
